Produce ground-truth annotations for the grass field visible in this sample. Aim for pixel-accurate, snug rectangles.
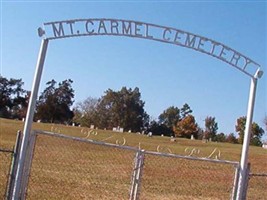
[0,118,266,199]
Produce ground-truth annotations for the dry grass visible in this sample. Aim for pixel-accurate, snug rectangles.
[0,118,266,199]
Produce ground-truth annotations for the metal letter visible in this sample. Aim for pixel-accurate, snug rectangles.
[85,20,94,34]
[185,33,196,48]
[122,21,132,35]
[210,41,220,55]
[197,37,208,53]
[52,22,65,37]
[219,46,230,61]
[145,24,153,39]
[66,20,75,35]
[134,22,143,37]
[110,20,119,34]
[98,20,107,34]
[230,52,241,67]
[174,30,184,44]
[163,28,171,41]
[243,57,252,70]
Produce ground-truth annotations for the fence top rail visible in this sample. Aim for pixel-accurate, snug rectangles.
[32,130,139,152]
[249,173,267,177]
[0,148,14,153]
[145,150,240,166]
[32,130,239,166]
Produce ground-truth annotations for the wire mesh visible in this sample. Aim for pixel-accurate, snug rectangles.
[25,131,241,200]
[139,153,237,200]
[0,149,13,199]
[26,133,136,200]
[247,173,267,200]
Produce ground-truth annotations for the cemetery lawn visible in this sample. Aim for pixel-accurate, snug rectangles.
[0,118,266,199]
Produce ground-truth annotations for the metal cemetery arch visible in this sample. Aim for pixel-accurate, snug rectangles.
[13,18,263,200]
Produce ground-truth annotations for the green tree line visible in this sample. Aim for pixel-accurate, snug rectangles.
[1,75,265,146]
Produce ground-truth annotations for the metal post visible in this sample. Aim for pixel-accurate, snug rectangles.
[20,131,37,200]
[242,163,251,200]
[231,164,240,200]
[12,39,49,200]
[236,69,263,199]
[7,131,22,199]
[130,150,145,200]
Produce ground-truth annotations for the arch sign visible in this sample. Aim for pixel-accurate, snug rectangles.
[13,19,263,200]
[39,18,260,78]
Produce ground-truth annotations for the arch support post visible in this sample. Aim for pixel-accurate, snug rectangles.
[12,39,49,200]
[236,69,263,199]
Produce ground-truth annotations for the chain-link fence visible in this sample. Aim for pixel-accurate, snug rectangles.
[20,131,239,200]
[140,152,238,200]
[247,173,267,200]
[0,148,14,199]
[26,132,137,199]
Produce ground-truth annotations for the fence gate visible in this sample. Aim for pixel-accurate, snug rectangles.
[24,131,138,200]
[10,130,240,200]
[139,151,239,200]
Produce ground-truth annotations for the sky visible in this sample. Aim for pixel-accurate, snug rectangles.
[1,1,266,138]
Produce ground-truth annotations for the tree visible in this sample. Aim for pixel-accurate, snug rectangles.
[215,132,226,142]
[0,76,10,117]
[0,76,28,119]
[250,123,265,146]
[180,103,192,118]
[55,79,75,122]
[226,133,238,144]
[36,79,57,122]
[147,120,171,136]
[204,116,218,141]
[35,79,74,123]
[158,106,180,135]
[173,114,198,138]
[73,97,99,127]
[235,116,265,146]
[10,91,30,119]
[197,127,204,140]
[93,87,148,132]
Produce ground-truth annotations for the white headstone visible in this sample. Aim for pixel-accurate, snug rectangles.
[170,136,176,142]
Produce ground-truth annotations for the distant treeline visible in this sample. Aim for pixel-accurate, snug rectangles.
[1,75,265,146]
